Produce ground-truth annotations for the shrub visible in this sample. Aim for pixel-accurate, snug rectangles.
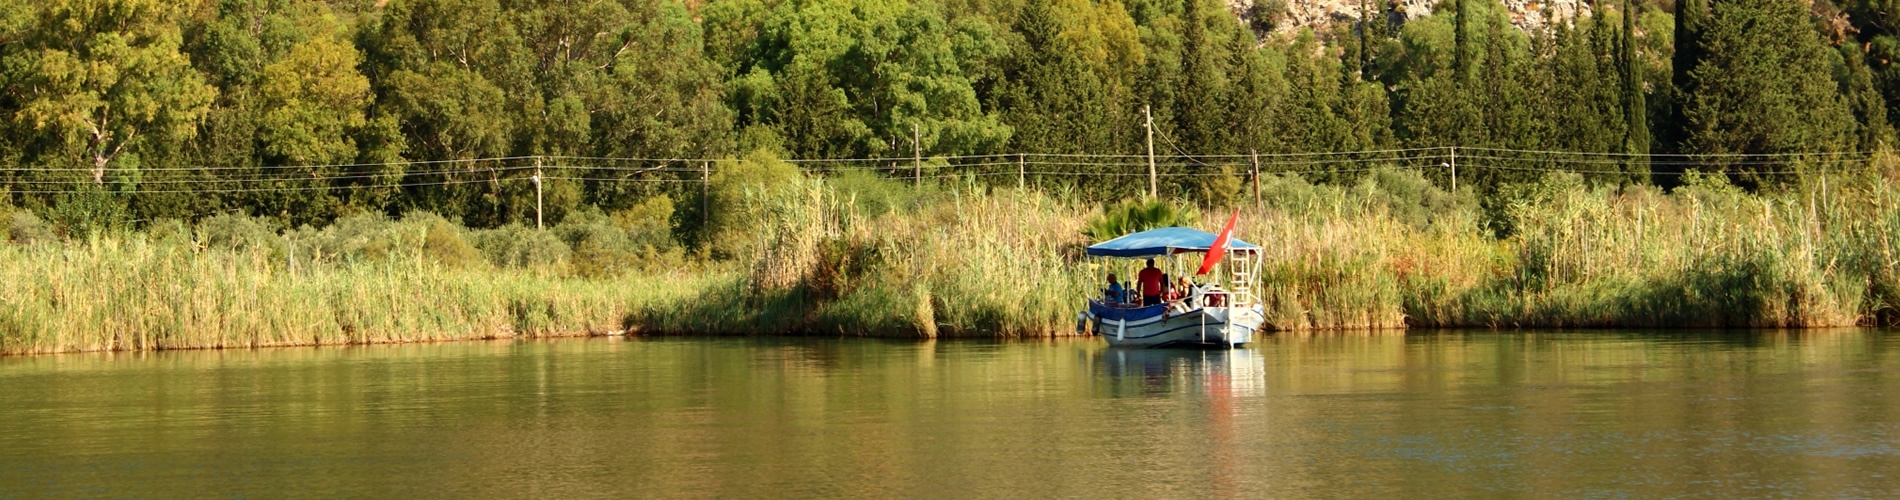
[557,210,638,279]
[826,168,918,218]
[145,219,192,246]
[197,213,282,253]
[1364,169,1464,230]
[468,224,570,269]
[7,212,58,245]
[706,149,803,259]
[423,219,482,268]
[610,195,679,251]
[44,190,130,237]
[292,213,403,263]
[417,215,482,269]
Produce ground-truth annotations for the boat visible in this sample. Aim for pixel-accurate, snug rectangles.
[1079,226,1266,348]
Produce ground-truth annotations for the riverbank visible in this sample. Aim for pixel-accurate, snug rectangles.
[6,165,1900,354]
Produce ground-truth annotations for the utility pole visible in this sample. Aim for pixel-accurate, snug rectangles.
[1144,104,1156,199]
[1018,153,1026,191]
[533,156,544,230]
[912,123,922,187]
[1450,146,1458,194]
[1250,149,1262,210]
[701,160,710,227]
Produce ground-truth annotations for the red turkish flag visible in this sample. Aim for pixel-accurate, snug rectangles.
[1197,209,1239,275]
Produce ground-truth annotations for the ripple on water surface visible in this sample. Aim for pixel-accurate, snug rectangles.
[1,331,1898,497]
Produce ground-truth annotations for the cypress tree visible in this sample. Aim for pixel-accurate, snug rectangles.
[1622,0,1650,178]
[1178,0,1227,155]
[1680,0,1856,187]
[1455,0,1473,80]
[1666,0,1706,168]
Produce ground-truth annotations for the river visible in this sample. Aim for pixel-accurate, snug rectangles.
[3,330,1898,497]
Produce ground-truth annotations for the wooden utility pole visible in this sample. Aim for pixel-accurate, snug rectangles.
[1018,153,1026,190]
[533,156,544,230]
[1250,149,1262,210]
[701,160,710,227]
[1450,146,1458,194]
[1144,104,1156,199]
[912,123,922,187]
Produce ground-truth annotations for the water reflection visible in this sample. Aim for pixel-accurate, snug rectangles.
[1,332,1898,497]
[1094,348,1266,398]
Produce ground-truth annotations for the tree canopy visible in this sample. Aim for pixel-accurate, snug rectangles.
[0,0,1891,229]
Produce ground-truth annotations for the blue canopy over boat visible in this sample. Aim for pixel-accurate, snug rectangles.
[1085,226,1261,258]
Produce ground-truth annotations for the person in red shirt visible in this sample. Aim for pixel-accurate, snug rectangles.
[1138,258,1165,306]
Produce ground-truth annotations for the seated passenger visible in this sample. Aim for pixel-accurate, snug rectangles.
[1104,273,1124,303]
[1177,277,1198,308]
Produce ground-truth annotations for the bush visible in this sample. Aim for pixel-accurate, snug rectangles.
[7,212,58,245]
[826,168,918,218]
[417,215,482,269]
[1364,169,1464,230]
[291,213,403,263]
[706,150,803,259]
[286,211,477,267]
[557,205,692,278]
[468,224,571,269]
[44,190,130,237]
[145,219,192,246]
[197,213,282,253]
[610,195,680,251]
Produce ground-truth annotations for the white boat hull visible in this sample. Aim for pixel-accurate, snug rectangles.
[1090,305,1264,348]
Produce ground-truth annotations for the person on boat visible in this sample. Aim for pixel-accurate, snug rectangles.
[1180,277,1203,309]
[1104,273,1125,304]
[1162,276,1187,313]
[1138,259,1165,306]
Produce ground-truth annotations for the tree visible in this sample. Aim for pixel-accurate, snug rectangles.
[258,37,370,166]
[711,0,1014,162]
[1679,0,1855,186]
[9,0,216,185]
[1176,0,1229,155]
[1621,0,1651,178]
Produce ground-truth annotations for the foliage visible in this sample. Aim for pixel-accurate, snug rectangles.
[6,211,57,245]
[705,149,802,259]
[1082,198,1200,241]
[2,0,1900,286]
[16,167,1900,354]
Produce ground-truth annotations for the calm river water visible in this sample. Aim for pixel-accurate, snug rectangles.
[3,331,1899,497]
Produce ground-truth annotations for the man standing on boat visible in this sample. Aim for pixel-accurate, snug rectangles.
[1138,259,1165,306]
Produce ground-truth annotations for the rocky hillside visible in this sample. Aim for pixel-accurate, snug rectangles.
[1229,0,1589,34]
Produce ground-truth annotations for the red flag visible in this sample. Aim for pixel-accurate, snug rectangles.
[1197,209,1239,275]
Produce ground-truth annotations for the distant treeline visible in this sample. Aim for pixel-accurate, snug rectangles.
[0,0,1890,230]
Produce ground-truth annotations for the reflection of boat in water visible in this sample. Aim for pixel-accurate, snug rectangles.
[1079,227,1266,348]
[1095,348,1266,398]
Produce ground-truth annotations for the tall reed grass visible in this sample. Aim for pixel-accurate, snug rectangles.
[9,163,1900,354]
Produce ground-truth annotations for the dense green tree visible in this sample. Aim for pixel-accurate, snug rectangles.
[9,0,217,186]
[1678,0,1855,186]
[0,0,1895,232]
[1621,0,1650,178]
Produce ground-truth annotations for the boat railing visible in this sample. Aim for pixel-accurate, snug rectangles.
[1225,246,1262,306]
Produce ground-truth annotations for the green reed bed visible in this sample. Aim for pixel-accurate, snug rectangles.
[0,218,714,355]
[10,165,1900,353]
[1235,170,1900,330]
[630,173,1093,338]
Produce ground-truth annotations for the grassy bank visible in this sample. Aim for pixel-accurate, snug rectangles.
[7,159,1900,354]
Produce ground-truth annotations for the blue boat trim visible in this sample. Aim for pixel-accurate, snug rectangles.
[1088,300,1167,322]
[1094,318,1259,341]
